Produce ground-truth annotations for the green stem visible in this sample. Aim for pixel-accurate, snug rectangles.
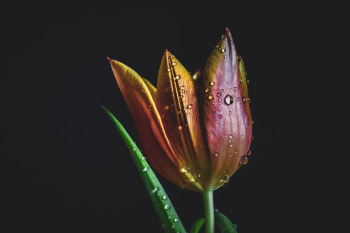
[203,189,214,233]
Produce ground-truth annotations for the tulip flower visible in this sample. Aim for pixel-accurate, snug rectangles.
[108,27,252,233]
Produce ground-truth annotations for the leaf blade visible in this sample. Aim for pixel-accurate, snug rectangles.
[101,106,186,233]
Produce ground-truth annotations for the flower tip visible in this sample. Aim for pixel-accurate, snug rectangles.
[107,57,111,61]
[225,27,230,33]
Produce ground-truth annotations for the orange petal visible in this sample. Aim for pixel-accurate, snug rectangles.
[155,51,211,190]
[201,30,253,189]
[110,59,184,185]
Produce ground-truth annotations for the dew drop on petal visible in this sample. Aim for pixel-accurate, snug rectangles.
[187,104,193,109]
[208,95,214,100]
[248,150,252,155]
[228,134,233,138]
[233,87,237,91]
[205,88,211,93]
[218,115,223,119]
[217,93,222,97]
[214,152,219,157]
[176,75,181,80]
[209,81,215,86]
[221,48,226,53]
[242,97,247,103]
[224,95,234,105]
[172,62,177,65]
[223,175,229,183]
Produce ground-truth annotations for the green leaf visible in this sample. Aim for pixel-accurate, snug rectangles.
[190,218,205,233]
[101,106,186,233]
[190,209,238,233]
[214,209,238,233]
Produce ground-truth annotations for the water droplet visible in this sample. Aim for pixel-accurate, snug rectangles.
[209,130,213,133]
[236,97,240,101]
[248,150,251,155]
[172,62,177,65]
[208,95,214,100]
[214,152,219,157]
[218,115,223,119]
[165,106,169,110]
[240,79,243,83]
[142,167,150,172]
[153,187,161,193]
[164,204,171,210]
[167,68,171,71]
[235,151,237,154]
[181,165,190,173]
[234,224,237,228]
[174,218,179,222]
[217,93,221,97]
[209,81,215,86]
[162,195,167,200]
[132,148,136,151]
[240,155,248,165]
[219,98,222,102]
[187,104,193,109]
[176,75,181,80]
[228,134,233,138]
[242,97,246,103]
[178,126,182,130]
[212,110,216,114]
[223,169,228,173]
[141,156,146,160]
[229,144,233,147]
[229,154,232,157]
[247,79,250,84]
[221,48,226,53]
[224,95,234,105]
[248,97,251,103]
[252,136,254,141]
[233,87,237,91]
[224,55,227,58]
[229,111,232,115]
[223,175,229,183]
[205,88,211,93]
[168,216,171,219]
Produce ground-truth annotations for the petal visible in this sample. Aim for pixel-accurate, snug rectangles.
[155,51,211,190]
[110,59,184,185]
[201,30,253,189]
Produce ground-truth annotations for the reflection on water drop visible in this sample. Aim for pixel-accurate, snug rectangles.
[162,195,167,200]
[221,48,226,53]
[218,115,223,119]
[208,95,214,100]
[228,134,233,138]
[187,104,193,109]
[217,93,222,97]
[214,152,219,157]
[164,204,171,210]
[142,167,150,172]
[176,75,181,80]
[172,62,177,65]
[174,218,179,222]
[209,81,215,86]
[141,156,146,160]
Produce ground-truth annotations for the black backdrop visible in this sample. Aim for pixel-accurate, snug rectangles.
[2,1,349,233]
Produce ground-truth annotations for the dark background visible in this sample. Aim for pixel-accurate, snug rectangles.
[2,1,349,232]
